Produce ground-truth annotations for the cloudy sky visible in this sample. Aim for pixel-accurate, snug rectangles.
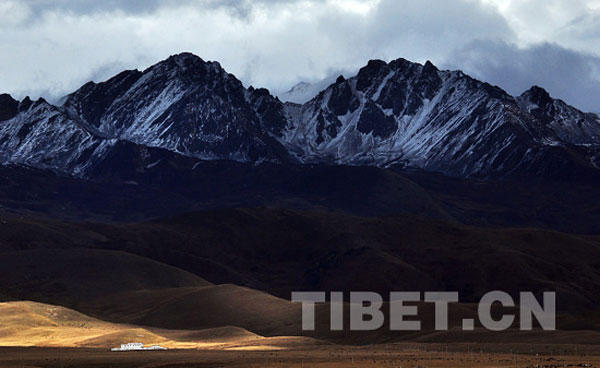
[1,0,600,111]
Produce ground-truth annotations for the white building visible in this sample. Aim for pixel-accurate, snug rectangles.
[111,342,168,351]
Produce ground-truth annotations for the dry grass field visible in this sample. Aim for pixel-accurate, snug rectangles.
[0,301,318,351]
[0,345,599,368]
[1,301,599,367]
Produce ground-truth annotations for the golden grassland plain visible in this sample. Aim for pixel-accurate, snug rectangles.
[0,301,316,351]
[1,301,600,367]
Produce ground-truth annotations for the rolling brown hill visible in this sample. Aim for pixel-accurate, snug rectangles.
[60,285,600,345]
[0,248,211,307]
[0,208,599,327]
[0,300,322,349]
[95,208,600,312]
[85,285,302,336]
[0,301,175,348]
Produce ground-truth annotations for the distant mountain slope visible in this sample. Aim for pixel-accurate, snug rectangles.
[1,162,599,233]
[517,86,600,145]
[277,73,342,104]
[0,162,452,222]
[0,53,598,180]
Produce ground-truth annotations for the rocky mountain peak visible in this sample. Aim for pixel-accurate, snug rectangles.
[422,60,438,73]
[18,96,33,113]
[520,85,553,109]
[144,52,225,86]
[0,94,19,122]
[157,52,207,71]
[517,85,600,145]
[357,59,388,91]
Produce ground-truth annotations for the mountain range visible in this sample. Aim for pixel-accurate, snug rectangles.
[1,52,599,180]
[2,53,600,346]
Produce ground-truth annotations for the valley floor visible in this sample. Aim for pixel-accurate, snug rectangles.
[0,345,599,368]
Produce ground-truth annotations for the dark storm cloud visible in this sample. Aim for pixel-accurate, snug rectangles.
[20,0,307,19]
[21,0,175,16]
[448,40,600,112]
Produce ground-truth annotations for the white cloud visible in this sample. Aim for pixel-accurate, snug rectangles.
[481,0,600,53]
[0,0,31,26]
[0,0,599,111]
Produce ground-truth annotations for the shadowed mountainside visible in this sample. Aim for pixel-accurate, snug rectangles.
[1,163,599,234]
[1,208,599,314]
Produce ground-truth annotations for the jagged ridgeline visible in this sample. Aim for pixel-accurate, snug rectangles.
[0,52,599,179]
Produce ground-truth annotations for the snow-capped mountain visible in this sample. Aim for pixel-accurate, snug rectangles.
[0,95,114,175]
[0,54,290,176]
[517,86,600,145]
[61,53,289,163]
[278,58,600,177]
[277,73,344,104]
[0,53,599,179]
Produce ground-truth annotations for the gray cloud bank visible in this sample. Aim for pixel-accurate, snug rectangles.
[0,0,599,112]
[448,41,600,112]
